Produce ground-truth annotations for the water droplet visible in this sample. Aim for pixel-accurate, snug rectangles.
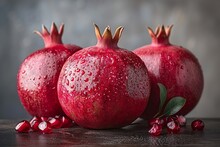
[69,71,72,76]
[66,79,70,85]
[110,57,115,64]
[81,59,85,64]
[84,78,89,82]
[81,70,85,75]
[180,65,184,69]
[88,71,92,76]
[71,77,74,81]
[38,76,41,80]
[33,77,35,81]
[83,91,87,96]
[76,68,80,72]
[22,70,26,74]
[44,75,48,79]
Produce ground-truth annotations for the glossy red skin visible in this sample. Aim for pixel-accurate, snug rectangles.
[191,119,204,130]
[17,44,81,117]
[58,46,150,129]
[134,44,204,119]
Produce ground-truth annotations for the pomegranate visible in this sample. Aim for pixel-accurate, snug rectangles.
[57,24,150,129]
[17,22,81,117]
[133,25,204,119]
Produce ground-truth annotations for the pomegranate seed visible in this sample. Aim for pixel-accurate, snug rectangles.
[166,116,178,122]
[40,117,49,121]
[15,120,31,133]
[55,115,61,119]
[38,121,52,134]
[148,123,162,136]
[176,115,187,126]
[30,120,40,131]
[191,119,204,131]
[29,116,40,124]
[166,120,180,134]
[60,116,73,128]
[148,118,165,127]
[48,118,62,129]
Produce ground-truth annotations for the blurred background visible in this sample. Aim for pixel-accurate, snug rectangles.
[0,0,219,119]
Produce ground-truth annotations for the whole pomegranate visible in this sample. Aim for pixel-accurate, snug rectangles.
[57,24,150,129]
[133,25,204,119]
[17,22,81,117]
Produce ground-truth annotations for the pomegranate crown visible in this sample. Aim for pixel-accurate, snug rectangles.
[34,22,64,48]
[94,24,124,47]
[147,25,173,45]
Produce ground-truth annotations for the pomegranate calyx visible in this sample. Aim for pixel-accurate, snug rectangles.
[147,25,173,46]
[34,22,64,48]
[94,24,123,48]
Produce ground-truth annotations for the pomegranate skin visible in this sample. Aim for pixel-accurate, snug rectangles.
[133,25,204,119]
[17,23,81,117]
[57,25,150,129]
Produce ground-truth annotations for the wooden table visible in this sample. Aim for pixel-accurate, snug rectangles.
[0,118,219,146]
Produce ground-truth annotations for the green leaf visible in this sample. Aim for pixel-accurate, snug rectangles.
[157,83,167,112]
[162,97,186,116]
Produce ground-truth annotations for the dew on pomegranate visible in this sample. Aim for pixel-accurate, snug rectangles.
[75,68,80,72]
[57,25,150,129]
[84,78,89,82]
[65,79,70,86]
[43,75,48,79]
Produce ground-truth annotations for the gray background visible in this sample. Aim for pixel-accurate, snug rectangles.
[0,0,219,119]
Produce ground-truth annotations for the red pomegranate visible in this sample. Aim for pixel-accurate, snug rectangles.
[17,22,81,117]
[133,25,204,119]
[57,24,150,129]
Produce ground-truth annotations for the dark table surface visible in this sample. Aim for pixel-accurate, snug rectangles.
[0,118,219,146]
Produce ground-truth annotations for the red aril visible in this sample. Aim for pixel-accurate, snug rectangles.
[191,119,204,131]
[59,116,73,128]
[133,25,204,119]
[148,123,162,136]
[29,116,40,124]
[48,117,62,128]
[57,24,150,129]
[40,116,49,121]
[148,118,165,127]
[176,115,187,126]
[38,121,52,134]
[15,120,31,133]
[166,120,180,134]
[30,120,40,131]
[17,22,81,117]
